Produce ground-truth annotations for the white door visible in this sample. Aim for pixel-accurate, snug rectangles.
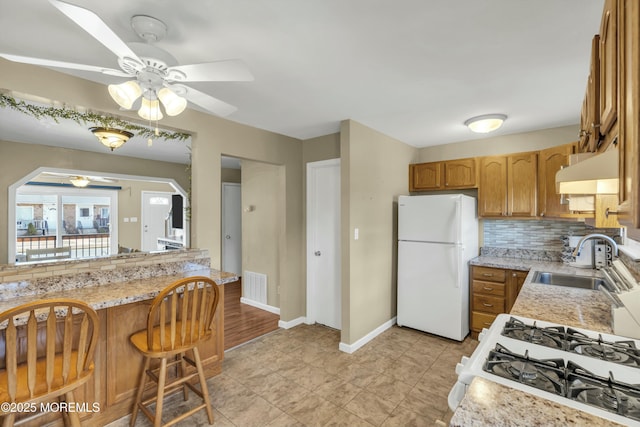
[141,192,172,251]
[307,159,341,330]
[222,183,242,275]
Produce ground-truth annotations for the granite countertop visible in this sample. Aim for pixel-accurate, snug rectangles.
[450,256,620,427]
[0,268,238,325]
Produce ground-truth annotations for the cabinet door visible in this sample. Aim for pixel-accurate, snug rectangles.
[444,158,476,189]
[587,34,602,152]
[409,162,442,191]
[537,144,575,218]
[506,270,528,313]
[617,0,640,237]
[600,0,618,135]
[579,90,590,152]
[478,156,507,217]
[508,153,537,217]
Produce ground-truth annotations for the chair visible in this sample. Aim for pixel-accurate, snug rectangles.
[0,299,99,427]
[129,276,220,427]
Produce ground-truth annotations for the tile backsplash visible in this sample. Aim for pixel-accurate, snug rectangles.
[482,219,621,261]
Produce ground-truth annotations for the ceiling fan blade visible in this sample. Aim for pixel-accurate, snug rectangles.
[182,86,237,117]
[168,60,254,82]
[49,0,142,64]
[0,53,129,76]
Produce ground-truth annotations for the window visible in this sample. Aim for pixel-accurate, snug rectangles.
[79,208,90,217]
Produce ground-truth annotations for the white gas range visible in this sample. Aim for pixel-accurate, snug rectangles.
[448,313,640,426]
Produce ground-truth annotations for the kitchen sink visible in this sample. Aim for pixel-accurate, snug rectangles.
[531,271,610,290]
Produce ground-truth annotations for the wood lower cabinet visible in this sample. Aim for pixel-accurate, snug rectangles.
[470,266,526,337]
[409,158,476,191]
[478,153,537,217]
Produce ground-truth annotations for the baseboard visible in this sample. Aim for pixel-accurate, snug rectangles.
[240,297,281,315]
[338,316,397,354]
[278,316,306,329]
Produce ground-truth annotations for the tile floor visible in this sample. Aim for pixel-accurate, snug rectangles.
[109,323,478,427]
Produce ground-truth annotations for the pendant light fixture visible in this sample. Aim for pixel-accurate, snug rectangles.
[70,176,90,187]
[108,81,187,119]
[90,127,134,151]
[464,114,507,133]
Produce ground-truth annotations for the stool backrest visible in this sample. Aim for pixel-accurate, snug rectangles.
[0,299,98,403]
[147,276,220,351]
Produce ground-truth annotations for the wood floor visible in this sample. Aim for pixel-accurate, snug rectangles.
[223,279,280,350]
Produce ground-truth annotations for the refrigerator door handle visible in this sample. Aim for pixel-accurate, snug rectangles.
[453,245,462,288]
[456,197,462,244]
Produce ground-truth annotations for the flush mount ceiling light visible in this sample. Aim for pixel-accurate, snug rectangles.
[70,176,90,188]
[90,127,134,151]
[464,114,507,133]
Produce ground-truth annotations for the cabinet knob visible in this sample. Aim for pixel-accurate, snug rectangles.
[512,273,517,277]
[483,287,494,291]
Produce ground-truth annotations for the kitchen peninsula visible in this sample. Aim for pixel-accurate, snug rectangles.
[0,249,238,427]
[450,256,625,426]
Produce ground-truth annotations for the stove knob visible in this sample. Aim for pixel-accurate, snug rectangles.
[455,356,470,375]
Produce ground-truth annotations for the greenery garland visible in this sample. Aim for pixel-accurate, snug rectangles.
[0,94,191,142]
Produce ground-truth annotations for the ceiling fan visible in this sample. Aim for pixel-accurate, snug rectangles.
[0,0,253,119]
[41,171,117,187]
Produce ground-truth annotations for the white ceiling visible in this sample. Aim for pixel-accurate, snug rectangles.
[0,0,604,164]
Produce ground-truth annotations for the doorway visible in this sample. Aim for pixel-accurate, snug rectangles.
[222,182,242,275]
[141,191,172,252]
[306,159,341,330]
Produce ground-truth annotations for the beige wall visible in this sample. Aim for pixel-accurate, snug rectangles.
[241,160,284,307]
[417,125,579,162]
[0,139,188,262]
[340,120,418,345]
[1,60,305,322]
[117,181,177,250]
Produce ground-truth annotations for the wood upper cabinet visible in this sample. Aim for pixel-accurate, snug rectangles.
[478,153,536,217]
[537,143,576,218]
[409,162,442,191]
[409,158,476,191]
[443,158,476,188]
[478,156,507,217]
[580,35,602,153]
[600,0,618,136]
[617,0,640,237]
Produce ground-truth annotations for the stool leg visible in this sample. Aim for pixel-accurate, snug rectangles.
[154,358,168,427]
[65,391,81,427]
[2,413,15,427]
[179,353,189,401]
[130,356,150,427]
[192,347,214,424]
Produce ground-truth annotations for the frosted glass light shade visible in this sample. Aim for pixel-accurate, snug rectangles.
[138,97,164,121]
[158,88,187,116]
[70,177,90,187]
[90,127,134,151]
[464,114,507,133]
[108,81,142,109]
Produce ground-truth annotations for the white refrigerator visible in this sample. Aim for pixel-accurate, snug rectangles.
[397,194,478,341]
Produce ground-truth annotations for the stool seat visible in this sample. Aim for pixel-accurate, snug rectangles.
[129,276,220,427]
[0,299,98,427]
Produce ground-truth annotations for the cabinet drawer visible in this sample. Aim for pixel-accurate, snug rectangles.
[472,266,506,283]
[473,294,505,314]
[472,280,505,297]
[471,311,498,331]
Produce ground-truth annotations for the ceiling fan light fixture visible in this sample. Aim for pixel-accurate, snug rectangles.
[158,87,187,116]
[464,114,507,133]
[70,176,90,188]
[138,97,164,121]
[108,80,142,109]
[90,127,134,151]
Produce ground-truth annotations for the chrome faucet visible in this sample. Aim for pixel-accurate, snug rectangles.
[572,234,619,269]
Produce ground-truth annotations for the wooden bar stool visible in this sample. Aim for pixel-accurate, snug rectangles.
[0,299,99,427]
[129,276,220,427]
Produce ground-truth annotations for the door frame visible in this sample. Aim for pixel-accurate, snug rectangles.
[221,182,242,275]
[306,158,341,328]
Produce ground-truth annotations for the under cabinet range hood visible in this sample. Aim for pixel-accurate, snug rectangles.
[556,149,619,195]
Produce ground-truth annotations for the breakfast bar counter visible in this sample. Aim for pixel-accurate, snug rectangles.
[450,256,622,427]
[0,249,238,427]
